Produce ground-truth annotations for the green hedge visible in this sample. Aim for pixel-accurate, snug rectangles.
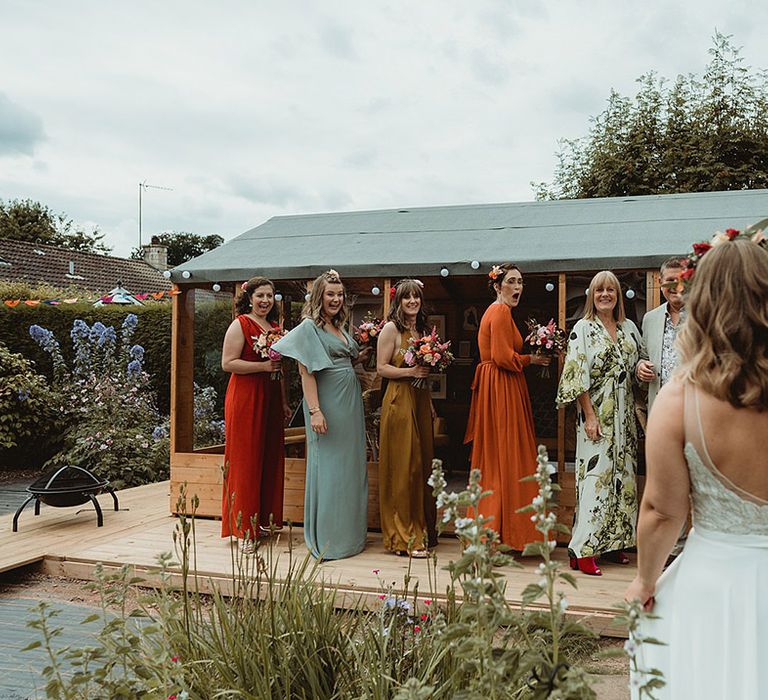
[0,300,237,416]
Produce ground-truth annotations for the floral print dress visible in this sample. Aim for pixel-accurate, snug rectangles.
[556,318,641,558]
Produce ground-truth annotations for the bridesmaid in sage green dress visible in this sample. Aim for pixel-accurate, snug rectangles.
[272,269,371,560]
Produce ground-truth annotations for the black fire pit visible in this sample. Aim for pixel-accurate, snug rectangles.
[12,465,119,532]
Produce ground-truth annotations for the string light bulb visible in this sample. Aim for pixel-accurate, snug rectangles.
[371,286,381,295]
[626,288,636,299]
[162,270,171,279]
[275,293,283,302]
[470,260,480,270]
[440,267,449,277]
[212,283,221,292]
[545,282,555,292]
[181,271,191,279]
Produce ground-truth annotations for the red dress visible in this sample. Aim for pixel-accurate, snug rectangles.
[221,315,285,539]
[464,303,539,551]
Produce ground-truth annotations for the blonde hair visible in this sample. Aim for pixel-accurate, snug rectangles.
[677,238,768,409]
[302,270,349,329]
[583,270,626,322]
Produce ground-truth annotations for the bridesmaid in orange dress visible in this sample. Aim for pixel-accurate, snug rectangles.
[220,276,291,547]
[464,263,551,551]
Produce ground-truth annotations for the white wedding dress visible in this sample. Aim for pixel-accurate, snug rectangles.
[631,386,768,699]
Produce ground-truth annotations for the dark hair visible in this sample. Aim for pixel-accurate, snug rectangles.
[235,277,278,322]
[660,257,685,275]
[488,262,521,295]
[387,279,429,335]
[302,270,348,329]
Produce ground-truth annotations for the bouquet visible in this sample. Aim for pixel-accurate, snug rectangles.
[524,318,566,379]
[403,328,454,389]
[253,328,287,380]
[352,313,384,371]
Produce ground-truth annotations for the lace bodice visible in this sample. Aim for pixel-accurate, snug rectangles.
[685,443,768,537]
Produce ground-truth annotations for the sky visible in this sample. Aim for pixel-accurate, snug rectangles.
[1,1,766,257]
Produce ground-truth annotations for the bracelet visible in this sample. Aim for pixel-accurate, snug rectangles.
[308,406,321,414]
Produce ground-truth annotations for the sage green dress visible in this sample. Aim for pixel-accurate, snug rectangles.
[272,318,368,560]
[555,318,641,558]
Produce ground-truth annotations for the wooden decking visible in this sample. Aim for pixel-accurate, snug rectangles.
[0,481,633,637]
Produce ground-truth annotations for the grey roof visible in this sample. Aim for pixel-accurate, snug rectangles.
[171,189,768,283]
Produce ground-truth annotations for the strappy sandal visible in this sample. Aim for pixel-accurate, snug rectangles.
[394,549,430,559]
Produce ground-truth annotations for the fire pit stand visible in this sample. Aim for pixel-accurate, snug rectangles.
[12,465,119,532]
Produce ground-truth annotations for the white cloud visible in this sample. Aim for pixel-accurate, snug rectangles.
[0,0,766,256]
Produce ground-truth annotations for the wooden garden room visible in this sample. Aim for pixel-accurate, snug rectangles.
[166,188,768,530]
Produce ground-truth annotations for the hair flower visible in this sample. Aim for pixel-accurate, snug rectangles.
[326,268,340,281]
[389,286,396,301]
[679,221,768,289]
[241,281,248,291]
[488,265,504,280]
[413,279,424,288]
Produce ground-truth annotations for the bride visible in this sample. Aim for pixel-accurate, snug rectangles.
[625,237,768,699]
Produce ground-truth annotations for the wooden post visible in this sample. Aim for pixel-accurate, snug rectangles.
[382,278,391,318]
[646,270,660,312]
[557,273,567,472]
[170,285,195,454]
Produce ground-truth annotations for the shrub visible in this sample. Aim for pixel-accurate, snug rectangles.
[0,341,58,455]
[0,303,173,414]
[29,315,169,489]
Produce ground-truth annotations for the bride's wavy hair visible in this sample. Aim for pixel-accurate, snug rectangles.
[388,279,429,335]
[676,238,768,409]
[302,269,349,329]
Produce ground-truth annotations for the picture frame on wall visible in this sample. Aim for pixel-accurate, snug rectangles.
[428,373,447,400]
[458,340,471,358]
[426,314,446,338]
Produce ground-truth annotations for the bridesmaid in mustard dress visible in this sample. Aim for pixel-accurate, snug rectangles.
[376,279,437,557]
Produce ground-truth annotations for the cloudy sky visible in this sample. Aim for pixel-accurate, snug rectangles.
[1,1,765,256]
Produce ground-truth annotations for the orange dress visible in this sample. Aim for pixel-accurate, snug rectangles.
[464,303,539,550]
[221,315,285,540]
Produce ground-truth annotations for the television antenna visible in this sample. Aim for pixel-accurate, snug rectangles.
[138,180,173,249]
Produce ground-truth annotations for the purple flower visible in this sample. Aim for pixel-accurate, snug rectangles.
[122,314,138,332]
[127,360,142,376]
[98,326,117,347]
[152,426,167,440]
[129,345,145,361]
[17,388,30,402]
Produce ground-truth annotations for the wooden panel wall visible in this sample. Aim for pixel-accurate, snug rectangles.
[171,454,383,529]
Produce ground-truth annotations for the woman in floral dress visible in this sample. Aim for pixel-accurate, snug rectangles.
[556,271,641,575]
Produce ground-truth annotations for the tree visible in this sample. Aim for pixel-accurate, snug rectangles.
[534,32,768,199]
[132,231,224,267]
[0,198,111,254]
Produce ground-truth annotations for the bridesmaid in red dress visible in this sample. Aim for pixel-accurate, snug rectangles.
[220,276,291,546]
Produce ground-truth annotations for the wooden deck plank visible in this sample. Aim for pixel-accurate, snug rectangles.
[1,481,629,638]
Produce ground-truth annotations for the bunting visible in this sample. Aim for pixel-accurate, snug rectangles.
[2,289,181,309]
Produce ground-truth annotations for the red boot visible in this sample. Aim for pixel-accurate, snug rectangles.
[569,555,602,576]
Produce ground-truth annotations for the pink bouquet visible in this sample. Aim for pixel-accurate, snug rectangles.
[403,328,454,389]
[352,314,385,371]
[253,328,287,380]
[524,318,566,378]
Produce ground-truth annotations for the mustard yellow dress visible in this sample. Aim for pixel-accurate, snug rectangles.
[378,333,437,552]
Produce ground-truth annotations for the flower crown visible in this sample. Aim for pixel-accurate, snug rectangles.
[488,264,504,281]
[673,220,768,290]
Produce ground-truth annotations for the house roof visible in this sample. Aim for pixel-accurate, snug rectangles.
[0,239,172,294]
[170,188,768,283]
